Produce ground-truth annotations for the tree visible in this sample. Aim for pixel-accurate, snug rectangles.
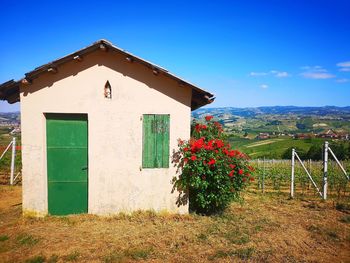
[306,145,322,160]
[329,143,347,160]
[281,147,306,160]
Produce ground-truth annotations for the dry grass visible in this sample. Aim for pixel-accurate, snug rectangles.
[0,186,349,262]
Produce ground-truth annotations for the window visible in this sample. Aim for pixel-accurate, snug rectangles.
[104,80,112,99]
[142,114,170,168]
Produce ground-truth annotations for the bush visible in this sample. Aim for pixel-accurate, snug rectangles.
[172,115,254,215]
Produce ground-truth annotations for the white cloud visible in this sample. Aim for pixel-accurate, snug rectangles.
[336,78,349,83]
[275,71,289,78]
[336,61,350,67]
[249,70,289,78]
[314,68,327,72]
[301,72,335,79]
[300,66,335,79]
[339,67,350,72]
[300,66,327,72]
[300,66,311,70]
[260,84,269,89]
[336,61,350,72]
[249,72,268,76]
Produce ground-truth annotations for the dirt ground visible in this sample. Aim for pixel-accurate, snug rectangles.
[0,186,349,263]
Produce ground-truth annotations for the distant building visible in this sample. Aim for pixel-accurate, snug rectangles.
[257,132,270,139]
[317,129,338,139]
[338,133,349,140]
[316,129,349,140]
[294,133,312,139]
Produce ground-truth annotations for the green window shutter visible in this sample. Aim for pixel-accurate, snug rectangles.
[142,115,155,168]
[142,114,170,168]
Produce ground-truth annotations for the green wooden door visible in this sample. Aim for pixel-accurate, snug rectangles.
[46,114,88,215]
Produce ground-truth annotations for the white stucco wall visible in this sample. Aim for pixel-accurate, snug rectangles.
[20,50,191,215]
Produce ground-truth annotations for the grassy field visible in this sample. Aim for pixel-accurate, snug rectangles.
[0,186,349,262]
[229,137,326,159]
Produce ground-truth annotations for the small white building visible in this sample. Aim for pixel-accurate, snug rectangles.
[0,40,214,216]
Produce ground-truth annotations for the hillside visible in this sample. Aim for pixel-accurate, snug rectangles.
[0,112,20,124]
[193,106,350,135]
[193,106,350,159]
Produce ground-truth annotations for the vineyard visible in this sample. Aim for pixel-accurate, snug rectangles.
[0,136,21,185]
[250,159,350,202]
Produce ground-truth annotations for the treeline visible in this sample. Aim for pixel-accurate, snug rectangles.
[282,142,350,161]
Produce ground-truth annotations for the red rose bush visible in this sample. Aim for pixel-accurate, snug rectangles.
[172,116,254,215]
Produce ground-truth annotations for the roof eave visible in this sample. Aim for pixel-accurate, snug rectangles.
[0,80,20,104]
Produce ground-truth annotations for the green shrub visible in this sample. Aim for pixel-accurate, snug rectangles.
[172,116,254,215]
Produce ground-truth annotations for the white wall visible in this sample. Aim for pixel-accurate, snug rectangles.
[20,50,191,215]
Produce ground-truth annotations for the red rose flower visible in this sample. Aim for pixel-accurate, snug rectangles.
[229,170,234,177]
[208,159,216,166]
[215,139,224,148]
[238,169,243,175]
[191,155,197,161]
[205,115,213,121]
[228,150,235,157]
[205,140,214,150]
[191,137,205,152]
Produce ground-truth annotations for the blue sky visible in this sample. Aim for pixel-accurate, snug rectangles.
[1,0,349,112]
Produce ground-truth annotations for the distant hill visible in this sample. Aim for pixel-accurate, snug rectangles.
[193,106,350,118]
[0,112,20,124]
[192,106,350,135]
